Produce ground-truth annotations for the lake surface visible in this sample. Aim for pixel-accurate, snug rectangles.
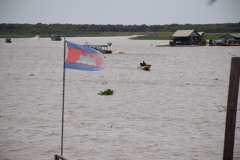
[0,37,240,160]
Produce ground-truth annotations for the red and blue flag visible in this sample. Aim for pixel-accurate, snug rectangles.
[65,41,104,71]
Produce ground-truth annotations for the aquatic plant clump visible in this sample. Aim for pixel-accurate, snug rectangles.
[143,66,150,71]
[98,89,114,95]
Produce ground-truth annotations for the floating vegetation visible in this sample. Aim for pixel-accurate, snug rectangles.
[142,66,150,71]
[98,89,114,95]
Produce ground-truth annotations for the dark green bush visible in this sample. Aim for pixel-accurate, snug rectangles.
[98,89,114,95]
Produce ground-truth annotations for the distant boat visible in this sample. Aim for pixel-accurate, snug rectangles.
[84,43,112,54]
[50,33,62,41]
[5,38,12,43]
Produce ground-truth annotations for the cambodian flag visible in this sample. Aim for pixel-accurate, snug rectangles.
[65,41,104,71]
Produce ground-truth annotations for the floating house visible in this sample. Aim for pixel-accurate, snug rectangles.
[220,33,240,44]
[170,30,206,46]
[209,33,240,46]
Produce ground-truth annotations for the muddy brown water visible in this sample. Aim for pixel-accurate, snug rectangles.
[0,37,239,160]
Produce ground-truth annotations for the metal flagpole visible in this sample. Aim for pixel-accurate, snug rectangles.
[61,37,66,156]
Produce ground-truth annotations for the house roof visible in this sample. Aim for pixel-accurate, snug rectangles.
[172,30,200,37]
[220,33,240,38]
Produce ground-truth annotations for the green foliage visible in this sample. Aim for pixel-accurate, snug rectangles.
[204,33,224,40]
[143,66,150,71]
[98,89,114,95]
[0,23,239,38]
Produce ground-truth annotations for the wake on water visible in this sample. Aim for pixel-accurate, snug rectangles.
[30,35,40,41]
[114,49,126,54]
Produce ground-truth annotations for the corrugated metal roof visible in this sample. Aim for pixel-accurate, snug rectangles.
[231,33,240,38]
[220,33,240,38]
[172,30,195,37]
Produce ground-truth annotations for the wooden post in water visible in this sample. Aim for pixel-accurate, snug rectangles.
[223,57,240,160]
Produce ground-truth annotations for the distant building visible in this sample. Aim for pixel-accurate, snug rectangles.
[170,30,206,46]
[220,33,240,43]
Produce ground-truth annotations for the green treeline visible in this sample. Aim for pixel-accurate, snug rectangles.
[0,22,239,38]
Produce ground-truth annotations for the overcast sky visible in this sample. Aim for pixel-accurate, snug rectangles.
[0,0,239,25]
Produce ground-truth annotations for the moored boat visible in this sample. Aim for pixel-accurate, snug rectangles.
[84,43,112,54]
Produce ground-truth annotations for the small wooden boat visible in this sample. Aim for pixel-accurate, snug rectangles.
[138,64,151,71]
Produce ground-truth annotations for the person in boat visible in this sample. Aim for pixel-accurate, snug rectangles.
[140,61,146,66]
